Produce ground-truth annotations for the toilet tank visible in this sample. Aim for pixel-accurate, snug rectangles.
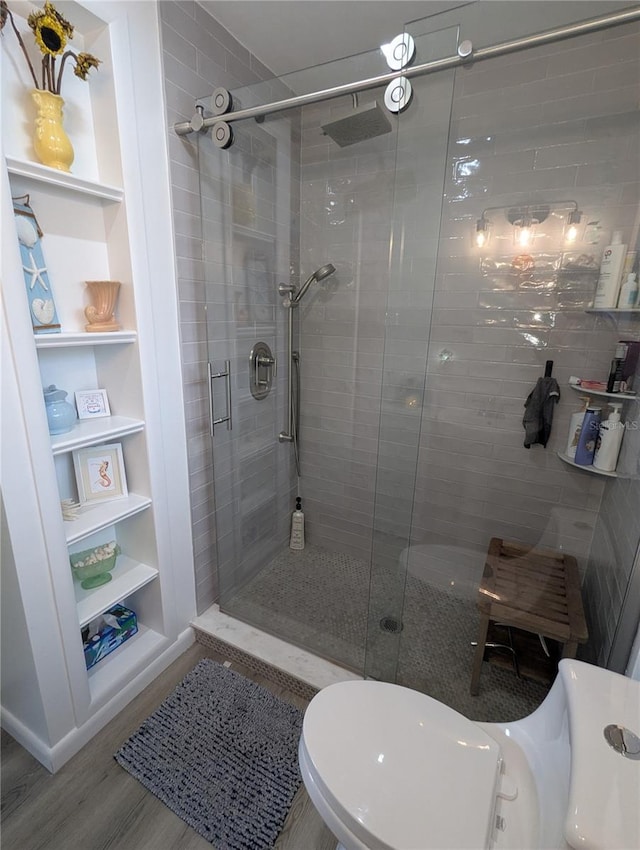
[484,659,639,850]
[560,659,640,850]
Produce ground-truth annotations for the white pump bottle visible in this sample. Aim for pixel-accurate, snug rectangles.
[289,497,305,550]
[593,403,624,472]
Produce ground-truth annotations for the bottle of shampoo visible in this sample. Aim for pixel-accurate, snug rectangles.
[617,272,638,309]
[566,396,590,459]
[593,403,624,472]
[289,497,305,550]
[574,405,601,466]
[594,231,627,308]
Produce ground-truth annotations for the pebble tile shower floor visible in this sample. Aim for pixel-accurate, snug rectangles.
[225,544,551,722]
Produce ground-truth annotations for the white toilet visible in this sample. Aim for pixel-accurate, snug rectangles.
[299,659,639,850]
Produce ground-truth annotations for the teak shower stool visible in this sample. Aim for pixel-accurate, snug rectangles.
[470,537,588,695]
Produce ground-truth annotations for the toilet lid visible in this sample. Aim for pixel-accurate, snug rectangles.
[302,681,502,850]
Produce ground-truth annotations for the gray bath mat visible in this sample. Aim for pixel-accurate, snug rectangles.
[114,658,304,849]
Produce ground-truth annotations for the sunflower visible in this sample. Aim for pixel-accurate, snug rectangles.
[74,52,100,80]
[2,1,99,94]
[28,1,73,56]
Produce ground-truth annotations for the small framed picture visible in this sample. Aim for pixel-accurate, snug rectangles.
[73,443,128,505]
[75,389,111,419]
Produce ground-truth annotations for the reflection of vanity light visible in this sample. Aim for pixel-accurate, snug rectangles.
[515,220,535,248]
[475,217,489,248]
[474,201,578,251]
[564,209,582,243]
[405,394,420,408]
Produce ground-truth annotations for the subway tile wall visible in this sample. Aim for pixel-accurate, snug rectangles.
[159,1,295,612]
[297,19,640,664]
[160,3,639,665]
[423,19,639,665]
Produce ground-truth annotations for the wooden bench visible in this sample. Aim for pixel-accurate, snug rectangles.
[470,537,588,695]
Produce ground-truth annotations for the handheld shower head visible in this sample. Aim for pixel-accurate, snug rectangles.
[292,263,336,304]
[314,263,336,282]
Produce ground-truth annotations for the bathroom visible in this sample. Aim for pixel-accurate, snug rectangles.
[0,0,639,844]
[163,0,640,715]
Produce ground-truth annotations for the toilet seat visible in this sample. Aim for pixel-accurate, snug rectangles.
[300,680,504,850]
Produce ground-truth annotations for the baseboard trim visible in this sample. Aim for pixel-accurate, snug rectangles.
[2,628,195,773]
[1,708,55,772]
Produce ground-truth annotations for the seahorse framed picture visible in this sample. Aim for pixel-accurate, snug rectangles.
[12,194,61,334]
[73,443,128,505]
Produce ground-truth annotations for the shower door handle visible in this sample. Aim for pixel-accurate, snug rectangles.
[208,360,232,436]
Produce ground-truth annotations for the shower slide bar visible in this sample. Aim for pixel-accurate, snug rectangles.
[175,6,640,136]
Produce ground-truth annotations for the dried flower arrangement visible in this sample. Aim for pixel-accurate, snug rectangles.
[0,0,100,94]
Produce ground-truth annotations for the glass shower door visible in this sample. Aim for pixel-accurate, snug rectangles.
[197,102,296,609]
[363,23,459,684]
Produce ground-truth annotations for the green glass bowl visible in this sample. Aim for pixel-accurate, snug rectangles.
[70,543,120,589]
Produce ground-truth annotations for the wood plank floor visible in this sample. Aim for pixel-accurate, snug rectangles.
[1,643,337,850]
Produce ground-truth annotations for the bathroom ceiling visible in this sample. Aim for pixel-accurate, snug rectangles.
[203,1,463,76]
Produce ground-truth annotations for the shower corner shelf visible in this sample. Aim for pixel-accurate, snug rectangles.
[568,383,637,401]
[557,452,618,478]
[585,307,640,315]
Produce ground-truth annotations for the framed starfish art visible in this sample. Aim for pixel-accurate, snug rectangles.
[13,194,61,333]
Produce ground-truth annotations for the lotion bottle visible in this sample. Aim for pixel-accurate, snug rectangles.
[594,231,627,308]
[566,396,590,459]
[593,403,624,472]
[289,497,305,550]
[617,272,638,309]
[574,405,601,466]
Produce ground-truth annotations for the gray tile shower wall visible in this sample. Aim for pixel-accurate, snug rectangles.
[160,2,296,612]
[297,16,639,664]
[429,20,640,664]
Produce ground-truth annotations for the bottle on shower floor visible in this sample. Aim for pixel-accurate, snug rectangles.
[290,497,305,551]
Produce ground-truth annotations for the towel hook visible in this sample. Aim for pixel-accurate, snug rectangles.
[544,360,554,377]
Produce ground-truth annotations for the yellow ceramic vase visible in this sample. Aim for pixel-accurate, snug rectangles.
[31,89,74,172]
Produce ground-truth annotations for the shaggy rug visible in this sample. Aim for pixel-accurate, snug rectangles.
[114,659,304,849]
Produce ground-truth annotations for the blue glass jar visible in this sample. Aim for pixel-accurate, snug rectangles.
[43,384,76,435]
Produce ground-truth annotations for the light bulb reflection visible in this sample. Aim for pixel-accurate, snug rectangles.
[475,218,489,248]
[565,223,579,242]
[517,223,535,248]
[564,210,582,243]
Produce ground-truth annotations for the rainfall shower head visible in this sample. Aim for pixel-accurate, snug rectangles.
[321,101,392,147]
[292,263,336,304]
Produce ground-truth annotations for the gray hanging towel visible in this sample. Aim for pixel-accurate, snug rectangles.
[523,377,560,448]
